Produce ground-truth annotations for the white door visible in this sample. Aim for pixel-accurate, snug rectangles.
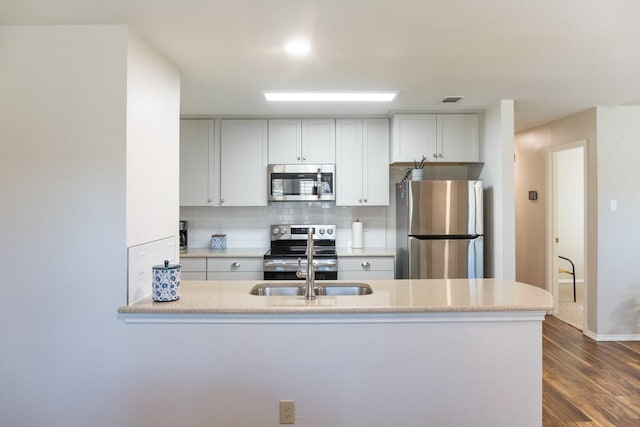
[547,141,586,330]
[363,118,389,206]
[335,119,364,205]
[437,114,480,162]
[268,119,301,164]
[179,119,217,206]
[302,119,336,163]
[220,119,268,206]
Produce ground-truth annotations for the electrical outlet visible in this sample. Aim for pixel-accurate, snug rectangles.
[279,400,295,424]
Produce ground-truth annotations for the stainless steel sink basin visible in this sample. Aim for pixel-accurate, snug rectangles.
[249,282,373,296]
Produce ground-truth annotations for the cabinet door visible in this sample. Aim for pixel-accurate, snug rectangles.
[390,114,437,164]
[180,119,218,206]
[437,114,480,162]
[268,119,301,164]
[338,256,395,280]
[302,119,336,163]
[220,120,268,206]
[335,119,364,206]
[363,119,389,206]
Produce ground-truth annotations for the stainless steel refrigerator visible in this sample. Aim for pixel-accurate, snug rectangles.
[396,180,483,279]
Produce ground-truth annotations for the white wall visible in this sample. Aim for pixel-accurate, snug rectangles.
[480,100,516,279]
[556,147,585,280]
[595,106,640,338]
[0,25,129,424]
[0,25,182,426]
[126,31,181,247]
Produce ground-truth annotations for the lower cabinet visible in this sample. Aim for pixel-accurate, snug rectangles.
[180,256,263,280]
[180,258,207,280]
[207,257,263,280]
[338,256,394,280]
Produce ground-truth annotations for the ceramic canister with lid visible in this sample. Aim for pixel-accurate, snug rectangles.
[152,260,181,302]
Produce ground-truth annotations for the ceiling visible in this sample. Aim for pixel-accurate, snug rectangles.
[3,0,640,131]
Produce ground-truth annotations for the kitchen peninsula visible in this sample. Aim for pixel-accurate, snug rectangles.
[120,279,552,426]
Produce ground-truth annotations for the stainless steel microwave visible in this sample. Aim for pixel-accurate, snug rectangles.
[268,164,335,202]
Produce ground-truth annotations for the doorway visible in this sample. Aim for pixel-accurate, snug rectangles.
[547,141,586,330]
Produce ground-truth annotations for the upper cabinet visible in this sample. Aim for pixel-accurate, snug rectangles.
[180,119,219,206]
[336,118,389,206]
[220,119,268,206]
[268,119,336,164]
[390,114,481,164]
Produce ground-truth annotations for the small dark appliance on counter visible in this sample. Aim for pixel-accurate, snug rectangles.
[179,220,188,252]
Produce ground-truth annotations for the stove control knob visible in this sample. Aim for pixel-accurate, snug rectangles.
[327,228,334,235]
[280,227,287,234]
[319,229,325,235]
[272,227,280,235]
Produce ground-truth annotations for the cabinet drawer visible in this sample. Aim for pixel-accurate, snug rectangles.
[182,271,207,280]
[207,257,263,272]
[338,270,393,280]
[207,271,263,281]
[180,257,207,271]
[339,257,394,271]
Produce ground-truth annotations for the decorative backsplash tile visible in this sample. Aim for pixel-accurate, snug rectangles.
[180,204,389,249]
[127,236,177,304]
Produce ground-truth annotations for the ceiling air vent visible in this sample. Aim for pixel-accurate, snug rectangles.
[441,96,464,104]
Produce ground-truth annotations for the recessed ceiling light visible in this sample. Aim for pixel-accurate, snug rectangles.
[284,40,311,56]
[264,91,399,102]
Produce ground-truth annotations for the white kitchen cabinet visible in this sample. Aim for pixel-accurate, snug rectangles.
[180,257,207,280]
[220,119,268,206]
[180,119,219,206]
[390,114,480,164]
[338,256,394,280]
[336,118,389,206]
[268,119,335,164]
[207,257,263,280]
[437,114,480,162]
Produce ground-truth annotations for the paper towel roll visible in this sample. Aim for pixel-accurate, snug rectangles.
[352,220,364,249]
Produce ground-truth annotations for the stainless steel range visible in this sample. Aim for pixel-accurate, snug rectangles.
[263,224,338,280]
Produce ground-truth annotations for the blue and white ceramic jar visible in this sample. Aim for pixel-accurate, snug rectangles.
[152,260,181,302]
[211,233,227,250]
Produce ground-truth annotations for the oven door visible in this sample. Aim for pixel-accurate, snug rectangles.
[263,270,338,280]
[263,258,338,280]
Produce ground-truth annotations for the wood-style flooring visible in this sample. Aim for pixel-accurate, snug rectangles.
[543,316,640,426]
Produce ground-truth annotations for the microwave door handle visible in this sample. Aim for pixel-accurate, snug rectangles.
[316,168,322,199]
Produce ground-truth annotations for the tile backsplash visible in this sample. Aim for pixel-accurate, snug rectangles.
[180,204,389,249]
[127,236,177,304]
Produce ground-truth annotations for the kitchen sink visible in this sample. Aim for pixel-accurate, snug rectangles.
[249,282,373,296]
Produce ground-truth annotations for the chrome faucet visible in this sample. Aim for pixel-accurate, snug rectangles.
[296,228,316,299]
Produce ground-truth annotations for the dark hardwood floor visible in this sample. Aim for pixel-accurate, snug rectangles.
[543,315,640,426]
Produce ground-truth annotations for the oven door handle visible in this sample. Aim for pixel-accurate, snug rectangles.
[316,167,322,199]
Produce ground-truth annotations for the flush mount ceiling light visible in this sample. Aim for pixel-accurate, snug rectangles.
[284,39,311,56]
[264,91,399,102]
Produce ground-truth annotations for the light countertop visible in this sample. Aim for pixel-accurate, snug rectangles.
[179,247,395,258]
[119,279,553,315]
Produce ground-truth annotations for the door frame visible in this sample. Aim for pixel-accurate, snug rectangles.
[545,139,588,321]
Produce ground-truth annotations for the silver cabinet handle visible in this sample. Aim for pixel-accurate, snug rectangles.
[231,262,240,269]
[363,198,368,203]
[297,156,301,160]
[438,153,443,158]
[207,198,212,203]
[361,261,371,268]
[303,156,307,161]
[359,198,363,203]
[432,153,438,158]
[221,198,225,204]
